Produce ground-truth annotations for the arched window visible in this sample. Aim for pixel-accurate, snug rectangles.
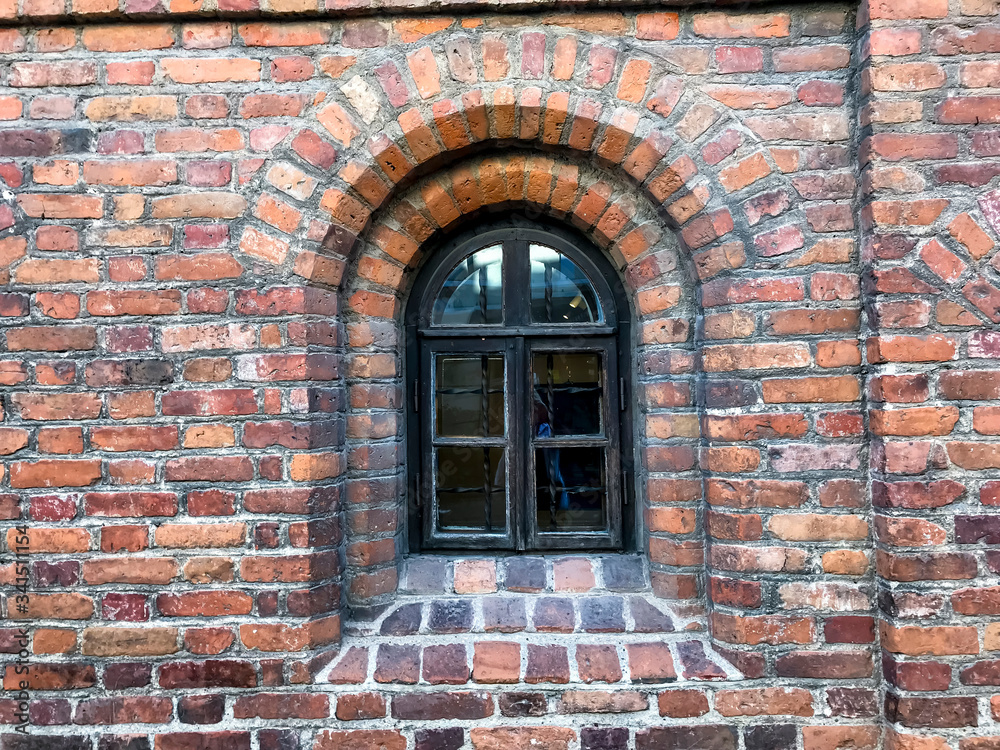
[405,221,633,552]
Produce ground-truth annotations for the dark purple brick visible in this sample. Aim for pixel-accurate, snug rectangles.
[374,644,420,684]
[428,600,473,634]
[259,730,299,750]
[828,687,877,718]
[29,699,71,726]
[582,728,628,750]
[483,597,526,633]
[0,628,29,654]
[154,733,250,750]
[580,596,625,633]
[403,557,448,594]
[381,602,422,635]
[744,725,795,750]
[956,515,1000,544]
[105,663,151,690]
[525,644,570,684]
[258,591,279,617]
[2,737,91,750]
[415,728,463,750]
[101,593,148,622]
[533,598,575,632]
[0,129,59,157]
[630,597,675,633]
[99,737,151,750]
[704,380,757,408]
[504,557,546,592]
[601,556,646,591]
[677,640,727,680]
[392,691,493,720]
[34,560,79,587]
[178,695,224,725]
[637,727,737,750]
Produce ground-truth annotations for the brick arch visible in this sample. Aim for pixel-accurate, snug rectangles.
[272,74,843,619]
[223,44,861,668]
[335,150,701,617]
[296,79,765,267]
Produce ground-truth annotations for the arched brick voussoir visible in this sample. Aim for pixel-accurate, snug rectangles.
[341,152,697,314]
[293,78,788,274]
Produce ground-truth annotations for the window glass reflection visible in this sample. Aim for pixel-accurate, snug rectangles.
[433,245,503,325]
[437,446,506,531]
[532,352,602,436]
[436,355,505,438]
[535,447,606,531]
[530,244,601,324]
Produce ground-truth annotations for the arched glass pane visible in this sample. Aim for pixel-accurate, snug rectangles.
[530,244,602,324]
[432,244,503,325]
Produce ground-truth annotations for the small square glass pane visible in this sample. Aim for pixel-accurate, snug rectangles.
[437,446,506,531]
[436,355,505,438]
[535,446,605,531]
[532,352,602,437]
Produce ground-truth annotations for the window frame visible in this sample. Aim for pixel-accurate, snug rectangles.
[404,220,635,553]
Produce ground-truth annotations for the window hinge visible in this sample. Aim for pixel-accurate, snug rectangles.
[619,377,627,411]
[414,471,422,509]
[413,380,419,413]
[621,467,629,505]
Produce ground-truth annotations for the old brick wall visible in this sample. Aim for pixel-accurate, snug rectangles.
[862,0,1000,745]
[0,0,996,747]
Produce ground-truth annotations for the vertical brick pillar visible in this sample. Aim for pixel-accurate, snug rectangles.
[694,7,876,694]
[342,241,406,621]
[231,282,347,674]
[860,0,1000,741]
[634,222,704,609]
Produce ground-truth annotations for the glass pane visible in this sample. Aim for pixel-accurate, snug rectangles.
[530,244,601,324]
[437,446,506,531]
[536,447,605,531]
[532,352,602,436]
[436,355,504,438]
[433,244,503,325]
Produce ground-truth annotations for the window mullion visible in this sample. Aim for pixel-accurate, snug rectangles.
[480,354,492,532]
[545,351,556,531]
[511,336,525,551]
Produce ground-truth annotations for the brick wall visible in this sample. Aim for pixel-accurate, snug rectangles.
[862,0,1000,744]
[0,0,997,747]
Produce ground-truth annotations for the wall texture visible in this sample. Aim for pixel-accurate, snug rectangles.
[0,0,998,747]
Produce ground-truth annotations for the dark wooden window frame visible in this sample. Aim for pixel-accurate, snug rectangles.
[404,219,635,553]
